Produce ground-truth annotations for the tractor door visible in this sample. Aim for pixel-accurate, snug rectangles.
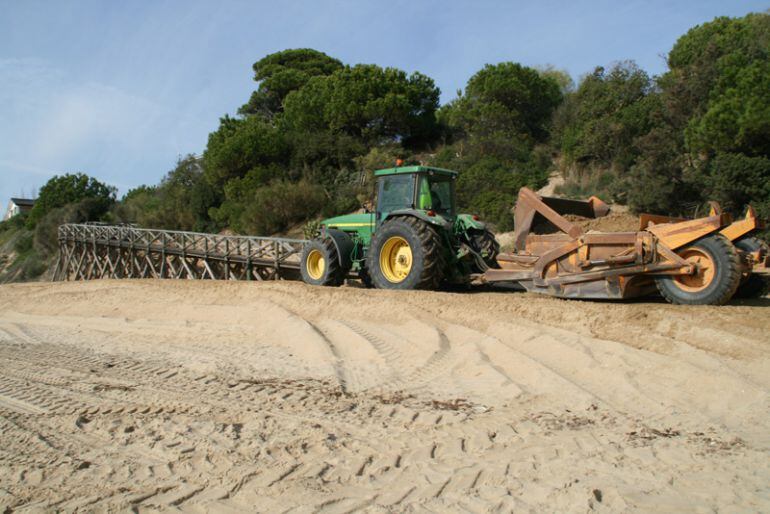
[416,173,457,218]
[375,174,416,226]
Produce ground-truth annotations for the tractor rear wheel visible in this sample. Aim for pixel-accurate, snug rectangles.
[655,234,741,305]
[300,238,345,287]
[367,217,445,290]
[469,229,500,270]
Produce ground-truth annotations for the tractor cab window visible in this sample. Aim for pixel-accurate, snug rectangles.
[377,174,415,216]
[417,175,455,217]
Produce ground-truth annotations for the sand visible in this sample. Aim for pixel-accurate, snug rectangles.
[0,279,768,512]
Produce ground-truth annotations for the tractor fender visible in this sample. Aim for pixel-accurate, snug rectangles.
[455,213,487,232]
[321,228,354,272]
[384,210,452,230]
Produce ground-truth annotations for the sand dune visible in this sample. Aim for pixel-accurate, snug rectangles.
[0,280,768,512]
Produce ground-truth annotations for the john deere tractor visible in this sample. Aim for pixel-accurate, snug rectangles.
[300,165,499,289]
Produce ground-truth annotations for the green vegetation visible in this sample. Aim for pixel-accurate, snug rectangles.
[26,173,116,228]
[238,49,343,119]
[1,173,117,282]
[432,62,562,229]
[107,11,770,235]
[5,11,769,282]
[552,62,655,193]
[176,53,565,234]
[115,155,217,232]
[553,12,770,220]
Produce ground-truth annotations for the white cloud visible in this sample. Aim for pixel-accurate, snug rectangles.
[0,58,166,200]
[33,81,160,162]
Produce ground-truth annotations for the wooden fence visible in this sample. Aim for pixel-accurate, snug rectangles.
[53,223,307,282]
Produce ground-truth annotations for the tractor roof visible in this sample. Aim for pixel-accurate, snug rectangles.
[373,165,458,177]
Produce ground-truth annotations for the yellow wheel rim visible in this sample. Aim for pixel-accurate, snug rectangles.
[306,249,326,280]
[674,247,716,292]
[380,236,413,283]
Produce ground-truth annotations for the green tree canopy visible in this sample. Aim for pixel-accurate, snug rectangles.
[555,12,770,217]
[433,62,560,227]
[282,64,440,147]
[284,64,440,145]
[627,12,770,215]
[27,173,116,227]
[239,48,343,118]
[202,115,289,190]
[536,65,575,94]
[663,13,770,157]
[553,61,655,171]
[442,62,563,149]
[201,57,444,234]
[274,63,442,212]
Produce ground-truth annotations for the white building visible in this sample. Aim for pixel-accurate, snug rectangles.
[3,198,35,221]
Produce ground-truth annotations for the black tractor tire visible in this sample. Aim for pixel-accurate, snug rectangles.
[300,238,346,287]
[655,234,741,305]
[367,216,445,290]
[733,237,769,298]
[358,267,374,288]
[470,229,501,270]
[734,273,770,299]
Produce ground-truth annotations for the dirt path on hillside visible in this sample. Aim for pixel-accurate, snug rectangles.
[0,280,768,512]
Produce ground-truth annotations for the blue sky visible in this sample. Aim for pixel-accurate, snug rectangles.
[1,0,766,203]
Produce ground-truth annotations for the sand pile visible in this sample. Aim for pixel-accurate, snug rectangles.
[496,206,640,251]
[563,207,639,233]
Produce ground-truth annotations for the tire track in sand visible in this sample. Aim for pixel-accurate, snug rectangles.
[336,319,456,395]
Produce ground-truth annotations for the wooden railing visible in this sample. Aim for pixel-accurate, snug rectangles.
[54,223,307,282]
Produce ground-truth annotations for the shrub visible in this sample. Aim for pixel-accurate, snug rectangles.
[14,232,34,254]
[457,158,540,230]
[704,152,770,218]
[33,198,116,258]
[302,220,322,239]
[213,181,326,236]
[20,253,47,280]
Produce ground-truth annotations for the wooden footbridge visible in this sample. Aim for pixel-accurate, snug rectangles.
[53,223,307,282]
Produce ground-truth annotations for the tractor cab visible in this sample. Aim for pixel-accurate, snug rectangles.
[373,166,458,225]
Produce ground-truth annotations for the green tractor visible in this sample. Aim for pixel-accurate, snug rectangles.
[300,165,499,289]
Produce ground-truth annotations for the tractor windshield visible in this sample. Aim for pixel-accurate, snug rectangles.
[417,175,455,217]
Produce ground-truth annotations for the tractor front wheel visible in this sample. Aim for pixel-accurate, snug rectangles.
[655,234,741,305]
[367,217,445,290]
[300,238,345,287]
